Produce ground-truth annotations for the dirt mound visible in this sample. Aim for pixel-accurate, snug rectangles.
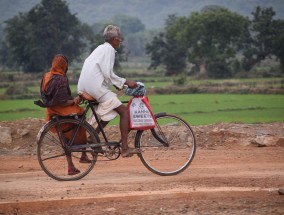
[0,118,283,156]
[0,118,45,155]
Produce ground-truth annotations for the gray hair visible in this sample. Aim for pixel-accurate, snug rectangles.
[103,25,120,42]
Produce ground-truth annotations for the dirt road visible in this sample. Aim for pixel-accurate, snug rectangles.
[0,146,284,215]
[0,120,284,214]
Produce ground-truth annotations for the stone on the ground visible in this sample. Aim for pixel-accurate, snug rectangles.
[0,126,12,144]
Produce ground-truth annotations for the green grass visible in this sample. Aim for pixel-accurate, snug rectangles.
[148,94,284,125]
[0,100,45,121]
[1,94,284,125]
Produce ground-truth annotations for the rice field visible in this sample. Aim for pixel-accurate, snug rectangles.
[1,94,283,125]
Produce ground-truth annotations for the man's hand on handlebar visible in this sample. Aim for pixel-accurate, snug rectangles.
[125,80,138,89]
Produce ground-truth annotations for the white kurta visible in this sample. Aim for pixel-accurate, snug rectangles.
[77,42,126,103]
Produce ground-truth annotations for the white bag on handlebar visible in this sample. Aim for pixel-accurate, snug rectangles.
[128,96,156,130]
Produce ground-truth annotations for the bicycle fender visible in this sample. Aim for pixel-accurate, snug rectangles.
[154,112,166,117]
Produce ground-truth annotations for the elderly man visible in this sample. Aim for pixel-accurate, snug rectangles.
[78,25,141,157]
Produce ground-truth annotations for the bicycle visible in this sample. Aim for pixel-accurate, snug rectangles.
[36,94,196,181]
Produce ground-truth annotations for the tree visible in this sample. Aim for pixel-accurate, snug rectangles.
[176,8,247,78]
[146,9,247,78]
[273,31,284,73]
[243,7,284,73]
[146,15,187,76]
[0,41,9,70]
[5,0,88,72]
[111,14,145,35]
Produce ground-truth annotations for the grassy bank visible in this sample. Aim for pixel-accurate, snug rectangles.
[1,77,283,99]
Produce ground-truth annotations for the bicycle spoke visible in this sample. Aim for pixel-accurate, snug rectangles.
[37,118,100,181]
[137,114,196,176]
[41,153,66,161]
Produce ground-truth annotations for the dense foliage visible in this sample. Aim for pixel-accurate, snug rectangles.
[4,0,87,72]
[146,15,187,76]
[1,0,284,78]
[146,7,284,78]
[243,7,284,73]
[2,0,145,73]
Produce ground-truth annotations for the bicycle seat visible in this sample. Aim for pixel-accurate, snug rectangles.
[50,114,78,120]
[78,91,96,101]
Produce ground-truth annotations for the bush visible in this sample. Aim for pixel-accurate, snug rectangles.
[207,60,232,79]
[173,73,187,85]
[5,83,29,95]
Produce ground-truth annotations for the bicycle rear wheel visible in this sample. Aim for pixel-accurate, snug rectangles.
[37,117,100,181]
[135,113,196,176]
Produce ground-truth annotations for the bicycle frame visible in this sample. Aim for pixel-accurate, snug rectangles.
[88,100,109,142]
[52,99,170,154]
[87,100,170,148]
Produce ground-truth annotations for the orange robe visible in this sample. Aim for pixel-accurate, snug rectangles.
[42,55,86,144]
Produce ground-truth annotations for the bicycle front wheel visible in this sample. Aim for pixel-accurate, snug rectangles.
[37,118,100,181]
[135,113,196,176]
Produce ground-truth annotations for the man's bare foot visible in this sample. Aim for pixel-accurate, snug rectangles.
[68,167,80,175]
[121,148,141,158]
[79,156,92,163]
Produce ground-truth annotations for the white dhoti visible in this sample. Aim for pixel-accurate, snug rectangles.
[88,97,122,124]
